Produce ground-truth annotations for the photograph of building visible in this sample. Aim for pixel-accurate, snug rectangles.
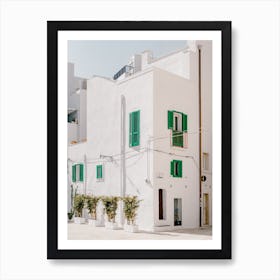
[67,40,212,237]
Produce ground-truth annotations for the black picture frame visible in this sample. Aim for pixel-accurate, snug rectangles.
[47,21,231,259]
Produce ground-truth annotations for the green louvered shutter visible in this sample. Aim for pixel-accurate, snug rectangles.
[182,113,188,132]
[72,165,76,182]
[96,165,102,179]
[168,111,173,129]
[130,111,140,147]
[134,111,140,146]
[170,160,174,176]
[100,165,103,178]
[178,160,183,177]
[79,164,84,182]
[129,112,132,146]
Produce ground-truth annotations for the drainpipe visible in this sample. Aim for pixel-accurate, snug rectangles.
[198,46,202,227]
[146,137,151,184]
[120,95,126,225]
[84,154,87,195]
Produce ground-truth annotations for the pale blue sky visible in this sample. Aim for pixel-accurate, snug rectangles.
[68,40,187,79]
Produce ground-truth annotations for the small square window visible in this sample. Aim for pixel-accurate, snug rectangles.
[203,153,209,171]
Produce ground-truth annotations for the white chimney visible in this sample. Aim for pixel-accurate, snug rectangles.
[129,54,142,74]
[141,50,153,69]
[187,40,197,52]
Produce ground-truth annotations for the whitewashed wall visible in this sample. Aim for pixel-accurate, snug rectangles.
[153,67,200,229]
[67,142,87,211]
[68,63,87,143]
[68,123,78,144]
[79,89,87,142]
[117,70,154,230]
[67,42,212,231]
[147,48,191,79]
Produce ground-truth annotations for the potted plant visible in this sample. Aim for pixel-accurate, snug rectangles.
[122,196,140,232]
[101,196,119,229]
[67,210,74,222]
[86,195,103,226]
[73,194,86,224]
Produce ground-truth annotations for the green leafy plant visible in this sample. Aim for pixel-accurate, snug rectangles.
[86,195,100,220]
[73,194,85,217]
[101,196,120,222]
[67,210,74,220]
[122,196,141,225]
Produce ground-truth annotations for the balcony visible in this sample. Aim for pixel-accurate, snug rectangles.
[113,65,134,80]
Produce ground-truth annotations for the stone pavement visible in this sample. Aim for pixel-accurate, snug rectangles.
[68,222,212,240]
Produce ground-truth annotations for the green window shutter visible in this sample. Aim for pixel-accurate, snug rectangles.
[136,111,140,146]
[182,113,188,132]
[178,160,183,177]
[72,165,76,182]
[96,165,99,179]
[168,111,174,129]
[129,112,132,147]
[79,164,84,182]
[130,111,140,147]
[96,165,103,179]
[170,160,174,176]
[100,165,103,178]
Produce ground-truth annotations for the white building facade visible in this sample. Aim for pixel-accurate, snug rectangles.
[68,63,87,145]
[68,40,212,231]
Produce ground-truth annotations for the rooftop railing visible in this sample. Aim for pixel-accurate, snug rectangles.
[113,65,133,80]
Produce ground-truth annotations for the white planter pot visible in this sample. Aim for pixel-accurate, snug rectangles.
[88,219,104,227]
[74,217,86,224]
[124,224,139,233]
[105,221,118,230]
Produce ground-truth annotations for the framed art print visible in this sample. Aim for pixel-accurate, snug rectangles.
[47,21,231,259]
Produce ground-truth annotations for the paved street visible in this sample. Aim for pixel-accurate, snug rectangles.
[68,222,212,240]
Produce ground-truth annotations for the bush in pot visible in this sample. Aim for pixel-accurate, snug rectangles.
[122,196,141,232]
[67,210,74,222]
[73,194,86,224]
[101,196,120,229]
[86,195,103,226]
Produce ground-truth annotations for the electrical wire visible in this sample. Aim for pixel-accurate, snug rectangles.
[68,128,208,164]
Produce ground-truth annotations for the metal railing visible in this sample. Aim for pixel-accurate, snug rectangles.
[113,65,133,80]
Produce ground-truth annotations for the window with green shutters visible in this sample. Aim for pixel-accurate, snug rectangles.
[129,110,140,147]
[72,163,84,182]
[96,165,103,180]
[170,160,183,178]
[167,110,188,148]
